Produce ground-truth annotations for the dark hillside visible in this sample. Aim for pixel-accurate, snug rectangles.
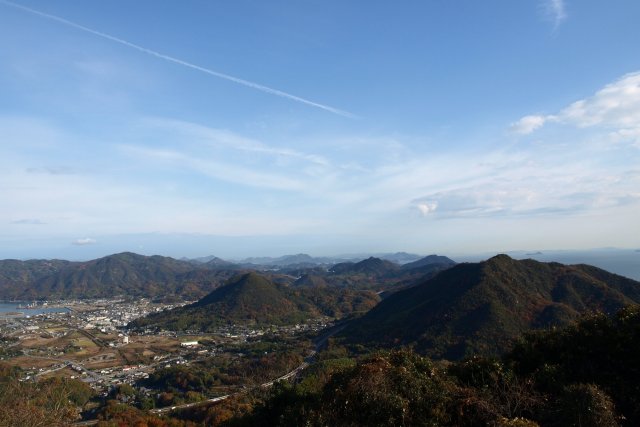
[0,252,232,300]
[130,272,380,331]
[342,254,640,359]
[401,254,456,271]
[0,259,72,297]
[330,257,399,276]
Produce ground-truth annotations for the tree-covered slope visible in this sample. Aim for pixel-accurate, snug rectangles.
[0,252,238,300]
[293,255,456,291]
[341,254,640,359]
[130,272,380,331]
[0,259,72,296]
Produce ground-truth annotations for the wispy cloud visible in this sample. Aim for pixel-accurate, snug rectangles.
[26,166,76,175]
[411,168,640,220]
[1,106,638,250]
[144,119,331,167]
[0,0,355,118]
[543,0,567,29]
[12,218,46,225]
[117,118,348,193]
[120,144,307,191]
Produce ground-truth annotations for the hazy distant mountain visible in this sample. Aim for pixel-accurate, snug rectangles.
[341,254,640,359]
[284,255,456,292]
[185,255,223,264]
[202,257,239,269]
[130,272,380,331]
[325,256,456,291]
[234,252,425,268]
[237,253,344,267]
[401,255,456,270]
[377,252,424,264]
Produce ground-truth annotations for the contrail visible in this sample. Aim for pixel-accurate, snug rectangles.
[0,0,355,118]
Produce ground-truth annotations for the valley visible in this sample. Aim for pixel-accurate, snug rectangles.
[0,297,330,392]
[1,250,639,426]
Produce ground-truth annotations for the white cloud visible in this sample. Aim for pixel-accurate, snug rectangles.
[416,202,438,216]
[411,165,640,220]
[610,128,640,148]
[1,109,638,253]
[72,237,96,245]
[509,115,549,135]
[512,71,640,145]
[560,72,640,128]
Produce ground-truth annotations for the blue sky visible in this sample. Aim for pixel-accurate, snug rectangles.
[0,0,639,260]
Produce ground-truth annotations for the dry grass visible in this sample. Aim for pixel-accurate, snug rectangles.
[8,355,58,369]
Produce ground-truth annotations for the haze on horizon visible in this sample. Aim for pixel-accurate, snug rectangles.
[1,0,639,261]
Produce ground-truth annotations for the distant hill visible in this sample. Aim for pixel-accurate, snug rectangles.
[377,252,423,264]
[330,257,399,276]
[341,254,640,359]
[237,253,336,267]
[0,252,456,300]
[401,255,456,270]
[0,252,239,300]
[130,272,380,331]
[190,272,303,323]
[201,257,239,269]
[185,255,238,268]
[320,256,455,291]
[234,252,425,268]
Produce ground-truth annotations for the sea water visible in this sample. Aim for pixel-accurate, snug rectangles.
[0,302,70,317]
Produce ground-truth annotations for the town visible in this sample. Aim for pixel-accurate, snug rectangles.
[0,299,329,401]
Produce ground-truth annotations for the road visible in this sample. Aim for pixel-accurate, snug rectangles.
[27,353,108,383]
[149,320,349,415]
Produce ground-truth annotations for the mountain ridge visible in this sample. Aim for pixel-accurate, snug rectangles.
[0,252,239,300]
[130,272,381,330]
[341,254,640,359]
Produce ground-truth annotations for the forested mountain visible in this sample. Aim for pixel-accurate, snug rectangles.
[341,254,640,359]
[329,257,400,275]
[290,255,456,291]
[0,258,72,288]
[130,272,380,331]
[0,252,239,300]
[218,307,640,427]
[0,253,455,300]
[401,254,457,271]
